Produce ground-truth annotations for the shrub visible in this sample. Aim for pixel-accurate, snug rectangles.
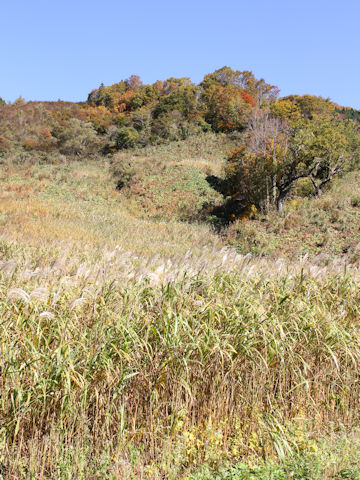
[115,126,140,149]
[0,135,11,153]
[111,153,138,188]
[53,118,100,156]
[351,196,360,207]
[22,138,38,150]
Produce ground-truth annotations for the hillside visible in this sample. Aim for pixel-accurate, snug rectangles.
[226,171,360,262]
[3,133,359,262]
[2,139,360,478]
[2,68,360,479]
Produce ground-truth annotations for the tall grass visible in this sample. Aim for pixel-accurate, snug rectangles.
[2,153,360,478]
[1,239,360,478]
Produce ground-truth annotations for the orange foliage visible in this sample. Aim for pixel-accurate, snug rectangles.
[23,138,38,150]
[240,91,256,107]
[40,129,52,138]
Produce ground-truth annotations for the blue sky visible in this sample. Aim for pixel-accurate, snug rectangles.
[1,0,359,107]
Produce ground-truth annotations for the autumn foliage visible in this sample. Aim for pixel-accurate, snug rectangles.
[1,66,359,217]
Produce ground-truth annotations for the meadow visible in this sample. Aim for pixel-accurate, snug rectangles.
[1,143,360,479]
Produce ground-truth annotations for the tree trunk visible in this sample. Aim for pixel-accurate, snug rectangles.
[310,175,322,196]
[310,160,343,197]
[266,176,270,213]
[276,190,287,212]
[272,175,277,205]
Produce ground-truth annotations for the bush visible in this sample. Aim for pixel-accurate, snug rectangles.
[22,138,39,150]
[0,135,11,153]
[351,196,360,207]
[115,126,140,149]
[53,118,100,157]
[111,154,138,189]
[294,177,315,197]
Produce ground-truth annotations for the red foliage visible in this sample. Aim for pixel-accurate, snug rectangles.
[241,91,256,107]
[40,129,52,138]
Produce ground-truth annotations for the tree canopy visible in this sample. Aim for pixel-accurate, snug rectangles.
[1,67,359,215]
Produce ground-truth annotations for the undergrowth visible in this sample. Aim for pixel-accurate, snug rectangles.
[111,132,238,220]
[226,172,360,262]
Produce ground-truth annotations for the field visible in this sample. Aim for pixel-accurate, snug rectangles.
[1,140,360,479]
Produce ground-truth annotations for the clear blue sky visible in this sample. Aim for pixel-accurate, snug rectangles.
[1,0,359,108]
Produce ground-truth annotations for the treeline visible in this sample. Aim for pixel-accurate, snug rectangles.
[86,67,279,148]
[1,67,360,215]
[336,106,360,121]
[0,67,278,161]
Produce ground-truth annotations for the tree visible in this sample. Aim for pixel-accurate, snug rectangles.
[201,67,279,105]
[281,94,335,120]
[246,112,290,210]
[82,105,112,133]
[336,107,360,122]
[114,126,139,149]
[13,96,26,106]
[203,85,252,132]
[162,77,193,94]
[151,111,198,141]
[0,135,11,153]
[53,119,100,156]
[153,84,199,119]
[224,113,360,214]
[125,75,143,91]
[270,99,302,126]
[224,146,273,212]
[254,78,280,106]
[295,118,360,196]
[201,66,256,90]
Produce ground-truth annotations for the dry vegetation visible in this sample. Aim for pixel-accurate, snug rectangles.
[110,132,240,220]
[1,147,360,479]
[226,171,360,262]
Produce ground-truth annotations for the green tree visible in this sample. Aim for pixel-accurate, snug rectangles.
[115,126,139,149]
[224,114,360,212]
[151,111,196,141]
[53,118,100,156]
[296,118,360,195]
[153,84,199,119]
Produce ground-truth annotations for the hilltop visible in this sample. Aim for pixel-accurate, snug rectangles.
[1,67,360,227]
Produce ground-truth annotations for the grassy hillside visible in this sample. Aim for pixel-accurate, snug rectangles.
[111,132,239,221]
[0,155,223,258]
[226,171,360,262]
[1,141,360,479]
